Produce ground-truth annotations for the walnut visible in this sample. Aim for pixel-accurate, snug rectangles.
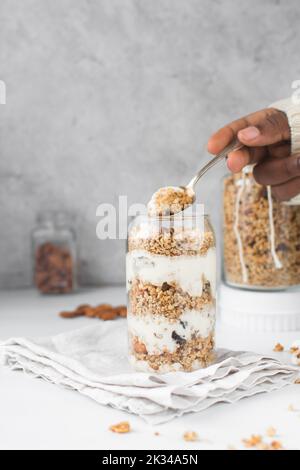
[109,421,131,433]
[270,440,283,450]
[242,435,262,448]
[183,431,198,442]
[133,338,147,354]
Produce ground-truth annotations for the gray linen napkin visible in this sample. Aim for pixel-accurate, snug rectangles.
[0,320,298,424]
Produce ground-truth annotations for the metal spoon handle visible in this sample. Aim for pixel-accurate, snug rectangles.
[187,137,244,189]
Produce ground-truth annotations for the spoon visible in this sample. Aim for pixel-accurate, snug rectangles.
[186,137,244,196]
[147,138,244,216]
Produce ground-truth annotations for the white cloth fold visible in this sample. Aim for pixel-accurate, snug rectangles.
[0,321,298,424]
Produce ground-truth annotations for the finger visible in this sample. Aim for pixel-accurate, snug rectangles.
[268,141,291,159]
[237,108,290,147]
[226,148,249,173]
[254,154,300,186]
[207,116,249,154]
[207,108,290,155]
[227,146,266,173]
[272,176,300,202]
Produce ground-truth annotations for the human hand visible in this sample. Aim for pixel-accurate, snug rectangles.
[207,108,300,201]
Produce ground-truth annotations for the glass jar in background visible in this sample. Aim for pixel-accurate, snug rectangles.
[126,214,216,373]
[223,168,300,290]
[32,211,77,294]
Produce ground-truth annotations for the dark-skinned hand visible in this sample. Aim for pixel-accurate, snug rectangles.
[207,108,300,201]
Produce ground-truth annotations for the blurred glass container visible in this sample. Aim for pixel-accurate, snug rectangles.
[32,211,77,294]
[223,168,300,290]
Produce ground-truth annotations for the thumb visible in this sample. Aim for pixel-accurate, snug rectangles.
[237,109,290,147]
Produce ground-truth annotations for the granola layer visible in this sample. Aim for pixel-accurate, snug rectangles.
[128,228,215,257]
[129,279,214,320]
[223,172,300,288]
[129,333,215,372]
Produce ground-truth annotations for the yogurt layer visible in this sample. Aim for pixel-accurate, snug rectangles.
[128,306,215,355]
[126,248,216,297]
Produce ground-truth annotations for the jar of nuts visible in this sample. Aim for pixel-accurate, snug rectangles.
[223,167,300,290]
[32,211,77,294]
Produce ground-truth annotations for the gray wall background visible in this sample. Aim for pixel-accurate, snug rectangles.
[1,0,300,288]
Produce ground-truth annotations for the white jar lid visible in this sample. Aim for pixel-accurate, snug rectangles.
[219,282,300,332]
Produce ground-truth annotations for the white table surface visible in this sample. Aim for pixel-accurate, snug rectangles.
[0,287,299,450]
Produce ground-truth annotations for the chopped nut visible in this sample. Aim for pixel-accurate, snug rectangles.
[84,307,98,317]
[242,434,283,451]
[270,440,283,450]
[109,421,131,433]
[59,310,83,318]
[114,306,127,317]
[95,303,113,312]
[273,343,284,352]
[294,378,300,384]
[133,338,147,354]
[290,342,300,366]
[288,404,295,412]
[183,431,198,442]
[266,427,276,437]
[290,340,300,354]
[254,439,283,451]
[242,435,262,448]
[256,442,270,450]
[59,303,126,321]
[97,308,118,320]
[77,304,92,313]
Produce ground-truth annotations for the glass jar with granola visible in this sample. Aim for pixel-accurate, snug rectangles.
[126,214,216,373]
[223,167,300,290]
[32,211,77,294]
